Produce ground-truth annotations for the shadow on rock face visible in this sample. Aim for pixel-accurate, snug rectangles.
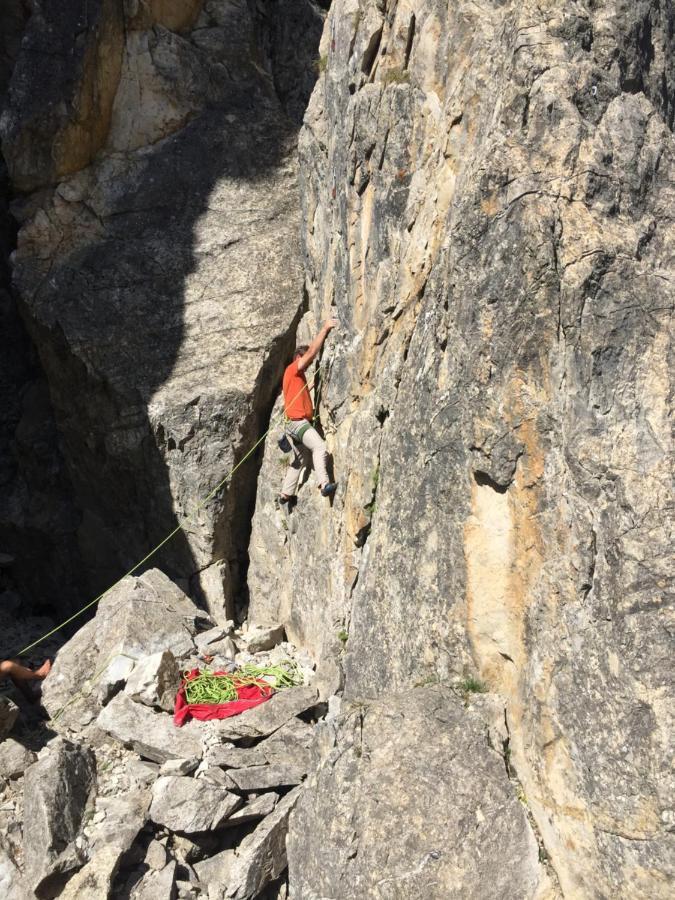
[2,1,325,619]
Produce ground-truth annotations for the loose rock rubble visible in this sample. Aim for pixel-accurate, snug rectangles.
[0,570,321,899]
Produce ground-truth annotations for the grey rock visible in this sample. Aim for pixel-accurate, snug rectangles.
[256,717,314,775]
[63,791,150,899]
[226,792,278,826]
[130,860,177,900]
[149,775,242,833]
[144,839,168,871]
[202,766,236,789]
[195,627,228,652]
[42,569,201,727]
[206,746,267,770]
[288,688,544,899]
[38,619,99,729]
[0,738,36,780]
[208,714,313,778]
[87,791,151,857]
[125,758,160,788]
[225,765,303,794]
[160,757,199,776]
[97,654,135,705]
[23,737,96,897]
[0,842,29,900]
[0,696,18,740]
[194,848,235,892]
[125,649,180,712]
[241,624,285,654]
[97,692,202,764]
[214,686,318,742]
[226,786,302,900]
[205,637,238,661]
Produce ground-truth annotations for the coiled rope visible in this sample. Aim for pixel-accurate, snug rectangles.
[182,660,303,705]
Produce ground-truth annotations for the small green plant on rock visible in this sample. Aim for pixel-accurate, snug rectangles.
[315,54,328,74]
[337,628,349,645]
[458,675,487,695]
[383,67,410,86]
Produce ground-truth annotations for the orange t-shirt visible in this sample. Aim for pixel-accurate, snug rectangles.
[283,360,313,421]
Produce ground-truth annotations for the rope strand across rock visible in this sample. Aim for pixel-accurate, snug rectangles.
[12,368,325,661]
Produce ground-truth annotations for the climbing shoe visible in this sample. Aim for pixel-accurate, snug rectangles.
[321,482,337,497]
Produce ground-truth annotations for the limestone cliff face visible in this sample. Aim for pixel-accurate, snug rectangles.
[1,0,325,619]
[250,1,674,895]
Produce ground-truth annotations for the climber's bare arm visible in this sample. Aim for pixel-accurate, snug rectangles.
[297,319,338,372]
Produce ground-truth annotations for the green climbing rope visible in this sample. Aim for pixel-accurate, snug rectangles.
[237,659,303,689]
[183,659,303,705]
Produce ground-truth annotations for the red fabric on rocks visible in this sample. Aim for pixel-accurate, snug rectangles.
[173,669,274,727]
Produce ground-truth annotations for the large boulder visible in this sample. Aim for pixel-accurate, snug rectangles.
[0,739,35,780]
[288,687,547,898]
[97,692,202,764]
[149,775,242,833]
[41,569,202,727]
[60,790,150,900]
[213,686,318,743]
[23,738,96,898]
[227,786,302,900]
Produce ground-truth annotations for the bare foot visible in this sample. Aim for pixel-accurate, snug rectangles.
[34,659,52,680]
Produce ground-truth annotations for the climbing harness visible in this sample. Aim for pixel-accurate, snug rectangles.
[285,418,312,444]
[12,367,324,661]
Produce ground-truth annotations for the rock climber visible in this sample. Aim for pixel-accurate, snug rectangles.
[280,318,338,505]
[0,658,51,701]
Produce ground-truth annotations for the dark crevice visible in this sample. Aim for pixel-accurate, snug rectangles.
[403,14,416,69]
[473,470,510,493]
[362,26,383,76]
[230,296,307,622]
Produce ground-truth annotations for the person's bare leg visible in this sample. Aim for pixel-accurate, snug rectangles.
[0,659,51,682]
[34,659,52,679]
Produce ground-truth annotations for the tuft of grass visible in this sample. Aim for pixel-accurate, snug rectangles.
[383,67,410,86]
[458,675,487,695]
[337,628,349,645]
[315,54,328,74]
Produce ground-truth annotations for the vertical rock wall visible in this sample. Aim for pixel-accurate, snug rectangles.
[1,0,325,620]
[250,0,674,895]
[0,0,84,614]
